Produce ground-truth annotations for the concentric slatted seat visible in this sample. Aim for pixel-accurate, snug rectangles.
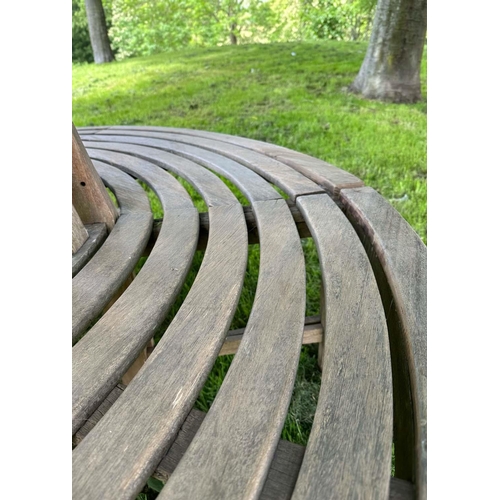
[72,125,426,500]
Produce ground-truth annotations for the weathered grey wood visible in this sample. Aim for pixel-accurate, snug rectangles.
[162,127,364,198]
[146,202,311,254]
[340,186,426,499]
[292,193,393,500]
[161,199,306,500]
[74,385,413,500]
[71,126,425,499]
[78,126,110,132]
[72,124,118,230]
[72,163,153,343]
[84,126,363,198]
[317,281,326,371]
[220,317,322,356]
[81,132,325,201]
[82,132,281,203]
[72,161,199,433]
[72,205,89,254]
[154,411,309,500]
[73,203,248,499]
[163,127,364,198]
[82,141,241,208]
[72,223,107,277]
[73,384,127,447]
[389,478,415,500]
[120,338,155,386]
[86,149,195,210]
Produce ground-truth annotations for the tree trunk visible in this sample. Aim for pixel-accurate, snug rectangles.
[229,23,238,44]
[85,0,114,64]
[350,0,427,103]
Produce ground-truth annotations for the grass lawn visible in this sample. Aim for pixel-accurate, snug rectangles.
[73,40,426,494]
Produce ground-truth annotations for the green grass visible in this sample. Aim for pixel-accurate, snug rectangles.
[73,41,426,483]
[73,41,427,240]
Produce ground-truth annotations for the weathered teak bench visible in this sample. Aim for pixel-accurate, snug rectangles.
[72,124,426,500]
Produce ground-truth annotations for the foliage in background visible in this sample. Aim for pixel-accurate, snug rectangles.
[190,0,281,46]
[301,0,376,41]
[109,0,192,59]
[73,0,380,62]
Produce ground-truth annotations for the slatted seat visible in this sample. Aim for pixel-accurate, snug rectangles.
[72,125,426,500]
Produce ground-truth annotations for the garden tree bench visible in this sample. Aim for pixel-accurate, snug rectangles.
[72,125,426,500]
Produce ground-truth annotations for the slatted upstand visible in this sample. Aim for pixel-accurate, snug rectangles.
[72,125,426,500]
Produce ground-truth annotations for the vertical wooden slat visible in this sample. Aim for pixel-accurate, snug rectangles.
[72,205,89,254]
[72,123,118,231]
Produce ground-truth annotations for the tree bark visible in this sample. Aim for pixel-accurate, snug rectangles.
[350,0,427,103]
[229,23,238,44]
[85,0,114,64]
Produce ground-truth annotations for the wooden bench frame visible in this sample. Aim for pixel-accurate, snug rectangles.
[72,125,426,500]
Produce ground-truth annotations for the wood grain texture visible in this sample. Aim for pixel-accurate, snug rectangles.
[72,126,424,499]
[84,126,363,198]
[72,163,199,434]
[72,123,118,230]
[220,318,322,356]
[72,205,89,254]
[74,386,414,500]
[161,127,364,198]
[72,222,107,277]
[80,131,325,201]
[146,202,311,254]
[340,187,426,500]
[73,204,248,500]
[153,408,309,500]
[160,199,306,500]
[82,133,281,203]
[72,162,153,343]
[86,149,194,210]
[293,193,393,500]
[82,140,240,208]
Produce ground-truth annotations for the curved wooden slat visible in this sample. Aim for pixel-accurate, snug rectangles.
[83,134,281,204]
[82,140,240,208]
[160,198,306,500]
[86,149,194,210]
[147,203,312,253]
[75,385,414,500]
[340,186,426,500]
[292,193,393,500]
[72,126,426,499]
[167,128,364,197]
[72,162,152,342]
[72,222,107,277]
[81,131,325,201]
[82,126,364,198]
[73,203,248,500]
[72,205,89,254]
[72,155,199,434]
[77,126,110,133]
